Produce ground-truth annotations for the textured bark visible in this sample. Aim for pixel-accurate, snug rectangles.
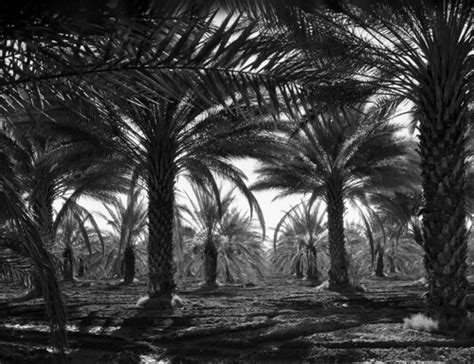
[375,248,384,278]
[295,258,303,279]
[225,266,235,283]
[326,183,349,289]
[146,140,177,308]
[32,192,55,253]
[62,245,74,282]
[203,239,218,288]
[123,245,135,285]
[306,246,320,283]
[417,21,470,332]
[387,255,396,274]
[30,193,56,295]
[77,258,85,278]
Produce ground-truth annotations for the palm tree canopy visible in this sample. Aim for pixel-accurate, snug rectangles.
[253,103,419,204]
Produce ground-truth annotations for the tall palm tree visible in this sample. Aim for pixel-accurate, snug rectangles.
[320,0,473,333]
[272,200,328,283]
[342,5,472,330]
[0,136,67,359]
[103,94,277,306]
[253,103,417,290]
[232,0,472,332]
[1,98,130,295]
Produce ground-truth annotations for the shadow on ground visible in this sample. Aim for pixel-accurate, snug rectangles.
[1,276,474,363]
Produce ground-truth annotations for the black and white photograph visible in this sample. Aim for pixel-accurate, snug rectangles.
[0,0,473,362]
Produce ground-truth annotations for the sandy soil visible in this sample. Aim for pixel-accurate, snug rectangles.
[1,276,474,363]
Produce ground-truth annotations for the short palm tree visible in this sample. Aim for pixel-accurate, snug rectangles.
[254,103,417,290]
[369,190,424,275]
[54,201,105,282]
[183,186,266,287]
[272,200,328,283]
[101,178,148,284]
[218,208,267,284]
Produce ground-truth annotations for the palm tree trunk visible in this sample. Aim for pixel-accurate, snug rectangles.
[30,193,56,296]
[418,25,470,332]
[77,257,85,278]
[62,245,74,282]
[375,247,384,278]
[306,246,320,283]
[326,183,349,289]
[123,244,135,284]
[225,266,234,283]
[295,257,303,279]
[203,238,218,288]
[146,148,176,308]
[32,188,55,252]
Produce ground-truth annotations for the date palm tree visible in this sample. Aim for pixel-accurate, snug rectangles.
[103,86,283,306]
[101,178,148,284]
[0,136,67,359]
[184,186,236,288]
[54,201,105,282]
[233,0,472,332]
[1,98,130,295]
[218,208,267,284]
[253,103,417,290]
[183,186,266,286]
[183,185,264,288]
[272,200,328,283]
[332,4,472,329]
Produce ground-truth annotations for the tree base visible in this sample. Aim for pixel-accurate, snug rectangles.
[199,282,219,291]
[304,276,321,287]
[136,294,184,309]
[117,278,141,286]
[61,277,78,283]
[316,279,366,293]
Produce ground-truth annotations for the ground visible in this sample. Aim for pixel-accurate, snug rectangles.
[1,276,474,363]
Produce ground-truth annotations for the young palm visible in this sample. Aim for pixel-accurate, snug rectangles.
[368,190,423,274]
[218,208,267,284]
[183,186,266,287]
[184,186,235,288]
[54,201,106,282]
[272,200,328,283]
[101,178,148,284]
[254,104,416,290]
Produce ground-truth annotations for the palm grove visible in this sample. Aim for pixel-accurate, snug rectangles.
[0,0,472,356]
